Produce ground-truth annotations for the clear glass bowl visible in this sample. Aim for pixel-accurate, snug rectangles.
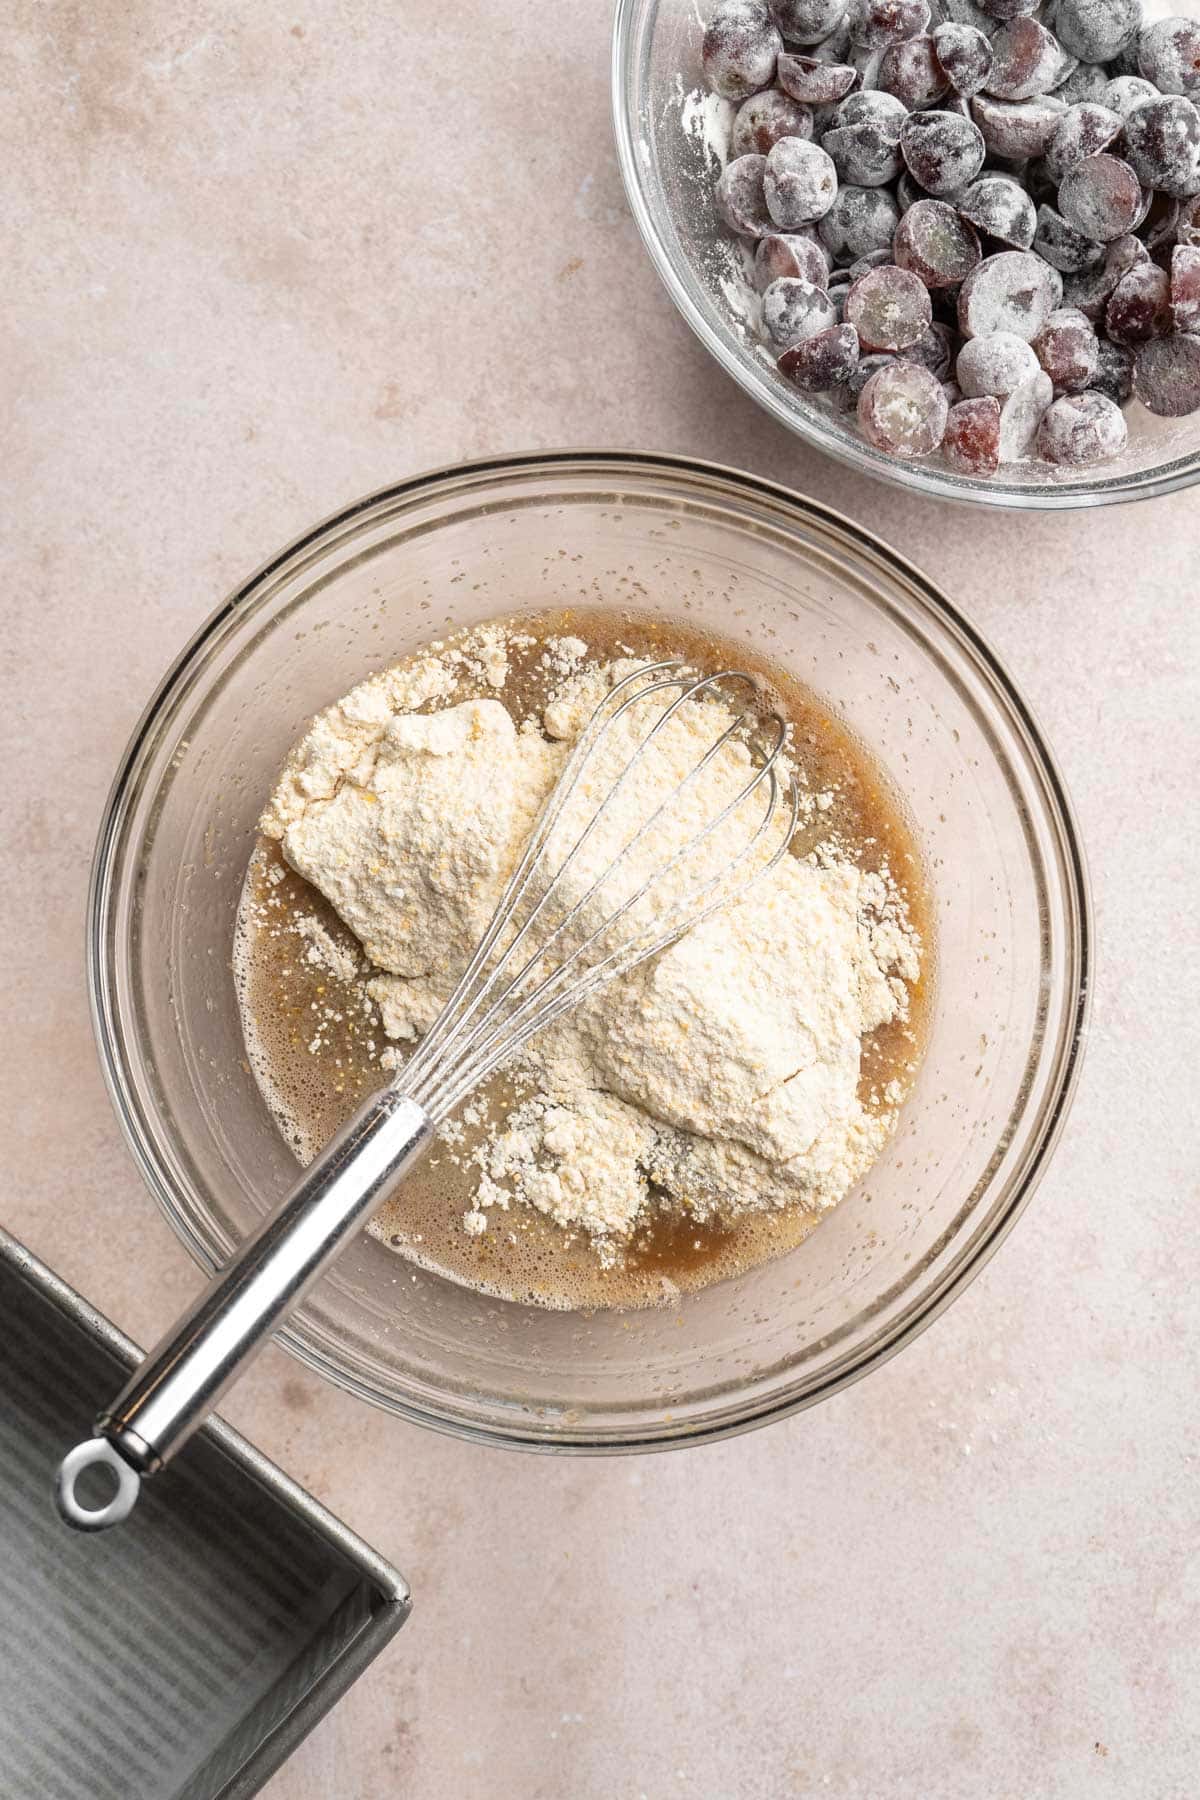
[90,453,1090,1450]
[611,0,1200,509]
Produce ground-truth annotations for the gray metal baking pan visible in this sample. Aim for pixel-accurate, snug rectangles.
[0,1226,410,1800]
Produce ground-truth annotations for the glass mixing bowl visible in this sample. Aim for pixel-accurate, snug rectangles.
[611,0,1200,509]
[90,453,1089,1451]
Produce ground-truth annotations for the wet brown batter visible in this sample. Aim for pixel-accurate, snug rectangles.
[234,608,933,1310]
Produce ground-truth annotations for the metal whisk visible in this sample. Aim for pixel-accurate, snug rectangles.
[57,662,797,1529]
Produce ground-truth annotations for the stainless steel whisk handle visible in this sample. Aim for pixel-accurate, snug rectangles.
[56,1089,433,1531]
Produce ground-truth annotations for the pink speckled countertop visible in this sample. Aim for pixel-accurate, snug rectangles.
[5,4,1199,1796]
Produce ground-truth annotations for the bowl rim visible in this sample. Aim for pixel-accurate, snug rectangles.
[609,0,1200,512]
[88,449,1093,1453]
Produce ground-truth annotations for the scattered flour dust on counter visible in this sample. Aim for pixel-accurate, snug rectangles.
[234,609,931,1311]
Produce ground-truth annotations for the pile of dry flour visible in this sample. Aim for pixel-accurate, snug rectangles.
[261,626,921,1263]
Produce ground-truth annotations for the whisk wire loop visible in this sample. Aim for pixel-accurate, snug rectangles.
[400,657,685,1088]
[398,664,799,1122]
[421,770,800,1119]
[411,685,783,1111]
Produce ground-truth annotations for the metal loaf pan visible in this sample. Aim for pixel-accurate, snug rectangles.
[0,1227,410,1799]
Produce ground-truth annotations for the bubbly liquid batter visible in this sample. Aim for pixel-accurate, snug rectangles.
[234,608,933,1310]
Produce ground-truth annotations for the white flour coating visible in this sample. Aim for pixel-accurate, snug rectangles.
[678,78,1066,471]
[280,698,562,992]
[539,634,589,677]
[473,1088,662,1243]
[260,626,922,1264]
[468,851,912,1258]
[679,83,734,173]
[587,858,894,1164]
[261,624,523,838]
[679,83,768,346]
[294,912,360,984]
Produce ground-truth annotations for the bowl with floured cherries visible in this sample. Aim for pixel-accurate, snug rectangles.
[613,0,1200,504]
